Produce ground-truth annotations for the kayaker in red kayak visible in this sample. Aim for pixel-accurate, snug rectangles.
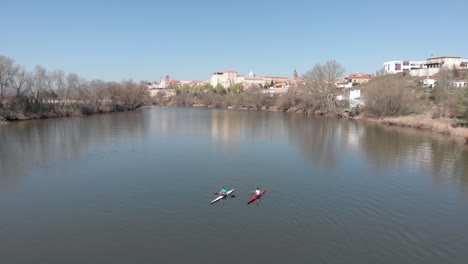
[248,188,266,204]
[219,187,228,196]
[255,187,261,196]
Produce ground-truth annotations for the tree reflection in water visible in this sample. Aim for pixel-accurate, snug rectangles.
[0,111,150,191]
[1,107,467,194]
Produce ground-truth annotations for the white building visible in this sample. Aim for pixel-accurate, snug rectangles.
[335,88,364,108]
[420,79,467,88]
[384,56,468,77]
[422,78,437,88]
[350,89,364,108]
[338,83,353,89]
[350,89,361,100]
[210,70,241,87]
[451,80,467,88]
[411,56,468,77]
[383,60,426,74]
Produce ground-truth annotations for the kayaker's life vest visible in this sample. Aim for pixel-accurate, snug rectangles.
[255,189,261,195]
[220,189,228,194]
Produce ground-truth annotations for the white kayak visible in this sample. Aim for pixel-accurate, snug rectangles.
[210,189,235,204]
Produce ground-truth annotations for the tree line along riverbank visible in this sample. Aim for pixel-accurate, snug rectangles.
[1,55,467,142]
[0,55,149,122]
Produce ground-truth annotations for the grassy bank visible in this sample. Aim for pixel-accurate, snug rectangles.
[356,115,468,142]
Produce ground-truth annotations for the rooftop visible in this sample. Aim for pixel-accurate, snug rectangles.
[427,56,461,60]
[346,73,372,78]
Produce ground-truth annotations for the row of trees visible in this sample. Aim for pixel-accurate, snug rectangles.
[0,55,149,120]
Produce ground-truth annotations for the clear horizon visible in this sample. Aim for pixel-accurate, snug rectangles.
[1,0,467,82]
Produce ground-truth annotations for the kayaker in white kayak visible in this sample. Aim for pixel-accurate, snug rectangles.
[255,187,261,196]
[219,187,228,196]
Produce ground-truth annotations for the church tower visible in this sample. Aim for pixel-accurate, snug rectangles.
[293,69,298,81]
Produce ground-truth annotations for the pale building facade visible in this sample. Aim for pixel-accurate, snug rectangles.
[411,56,468,77]
[210,70,240,87]
[335,89,364,108]
[451,80,467,88]
[243,76,266,87]
[383,61,426,74]
[209,70,290,89]
[384,56,468,77]
[349,89,364,108]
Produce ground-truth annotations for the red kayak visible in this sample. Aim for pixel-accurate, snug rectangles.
[247,190,266,204]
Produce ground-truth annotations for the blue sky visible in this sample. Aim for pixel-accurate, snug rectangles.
[1,0,467,81]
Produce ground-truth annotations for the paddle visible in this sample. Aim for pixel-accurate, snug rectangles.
[213,193,235,198]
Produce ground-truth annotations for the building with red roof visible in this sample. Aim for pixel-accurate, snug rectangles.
[344,73,373,84]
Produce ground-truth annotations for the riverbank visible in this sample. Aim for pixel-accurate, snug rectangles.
[163,97,468,142]
[0,106,148,124]
[354,115,468,142]
[1,110,82,122]
[3,99,467,143]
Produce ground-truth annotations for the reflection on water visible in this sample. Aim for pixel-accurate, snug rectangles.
[1,107,468,264]
[360,123,468,192]
[286,115,355,170]
[1,107,467,194]
[149,108,468,191]
[0,112,150,191]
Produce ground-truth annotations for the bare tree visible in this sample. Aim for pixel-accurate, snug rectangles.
[302,60,345,113]
[49,70,67,110]
[10,65,32,98]
[66,72,80,91]
[434,68,457,118]
[364,75,416,117]
[7,65,33,112]
[0,56,17,102]
[65,72,89,103]
[88,79,109,110]
[239,87,267,110]
[374,67,386,77]
[50,70,65,94]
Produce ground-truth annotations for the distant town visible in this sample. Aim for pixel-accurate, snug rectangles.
[147,55,468,109]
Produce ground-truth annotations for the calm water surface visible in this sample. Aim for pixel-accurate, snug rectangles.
[1,107,468,264]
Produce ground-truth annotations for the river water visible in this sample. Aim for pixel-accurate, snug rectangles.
[1,107,468,263]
